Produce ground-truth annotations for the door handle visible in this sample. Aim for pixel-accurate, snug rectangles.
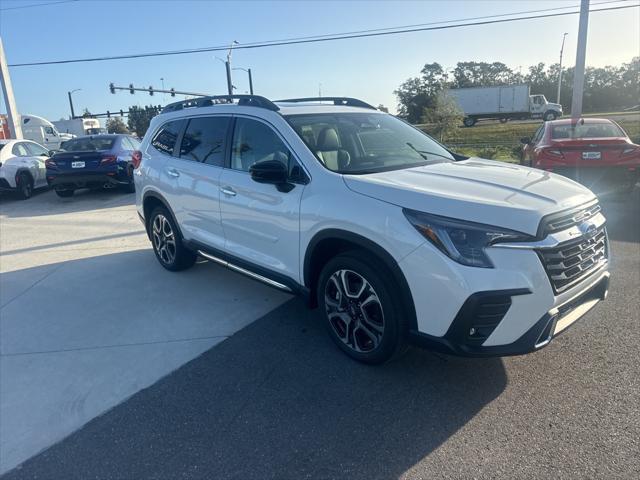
[221,186,237,196]
[166,168,180,178]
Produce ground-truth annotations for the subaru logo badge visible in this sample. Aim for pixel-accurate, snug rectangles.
[578,222,596,236]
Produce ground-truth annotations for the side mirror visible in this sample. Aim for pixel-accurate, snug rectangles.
[520,137,531,145]
[250,160,288,185]
[47,150,56,157]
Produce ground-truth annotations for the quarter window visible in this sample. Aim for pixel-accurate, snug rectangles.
[151,120,184,156]
[180,116,230,166]
[230,118,291,172]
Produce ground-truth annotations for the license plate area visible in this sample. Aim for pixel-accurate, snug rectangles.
[71,161,85,168]
[582,151,601,160]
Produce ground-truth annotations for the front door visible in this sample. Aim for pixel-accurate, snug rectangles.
[219,116,307,283]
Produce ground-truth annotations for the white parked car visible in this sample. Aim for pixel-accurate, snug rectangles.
[0,139,51,199]
[134,95,610,364]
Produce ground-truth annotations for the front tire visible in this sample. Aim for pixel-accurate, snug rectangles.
[317,251,407,364]
[149,207,196,271]
[16,172,34,200]
[463,117,477,127]
[543,111,558,121]
[499,117,508,124]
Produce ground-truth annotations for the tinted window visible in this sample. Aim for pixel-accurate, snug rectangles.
[551,122,625,139]
[25,142,49,156]
[60,136,115,151]
[151,120,183,156]
[180,116,230,166]
[12,143,30,156]
[129,137,141,149]
[231,118,291,172]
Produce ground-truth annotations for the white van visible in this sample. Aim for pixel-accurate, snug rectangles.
[20,115,63,150]
[53,118,105,137]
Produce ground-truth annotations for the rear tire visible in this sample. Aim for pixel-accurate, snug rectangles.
[16,172,34,200]
[463,117,477,127]
[55,189,74,198]
[317,250,408,364]
[149,207,196,271]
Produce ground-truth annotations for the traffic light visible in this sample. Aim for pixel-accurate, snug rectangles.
[170,88,175,97]
[119,109,124,117]
[109,83,115,94]
[107,111,111,118]
[148,86,154,96]
[129,84,134,94]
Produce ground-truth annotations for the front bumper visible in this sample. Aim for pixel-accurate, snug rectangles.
[409,270,609,357]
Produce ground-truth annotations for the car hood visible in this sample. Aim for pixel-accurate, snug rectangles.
[342,158,596,235]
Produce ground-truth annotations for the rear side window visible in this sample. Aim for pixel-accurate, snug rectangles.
[180,116,230,166]
[151,120,184,156]
[12,143,30,156]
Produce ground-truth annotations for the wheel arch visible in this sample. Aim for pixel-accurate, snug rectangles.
[142,190,183,240]
[303,229,417,330]
[15,167,34,184]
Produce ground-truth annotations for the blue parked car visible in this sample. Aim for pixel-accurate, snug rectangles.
[46,134,141,197]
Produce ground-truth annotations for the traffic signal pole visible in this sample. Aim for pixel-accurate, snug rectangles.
[0,37,22,139]
[571,0,590,121]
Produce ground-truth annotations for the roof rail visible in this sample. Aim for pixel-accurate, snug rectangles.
[275,97,377,110]
[161,95,280,114]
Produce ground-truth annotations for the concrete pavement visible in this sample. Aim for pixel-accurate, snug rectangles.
[0,188,290,474]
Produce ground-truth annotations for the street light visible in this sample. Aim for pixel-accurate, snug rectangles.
[233,67,253,94]
[68,88,81,119]
[557,32,569,104]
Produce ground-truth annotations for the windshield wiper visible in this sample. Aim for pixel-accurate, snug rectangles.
[406,142,452,161]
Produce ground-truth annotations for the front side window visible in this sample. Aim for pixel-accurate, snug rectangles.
[285,113,453,174]
[43,126,56,135]
[180,116,230,166]
[25,142,49,156]
[231,118,291,172]
[151,120,184,156]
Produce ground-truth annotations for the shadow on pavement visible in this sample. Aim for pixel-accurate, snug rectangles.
[4,298,507,480]
[599,190,640,244]
[0,188,134,219]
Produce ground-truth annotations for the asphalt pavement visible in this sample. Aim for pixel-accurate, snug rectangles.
[1,188,639,480]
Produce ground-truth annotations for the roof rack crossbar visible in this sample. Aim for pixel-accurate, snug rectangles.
[161,95,280,114]
[275,97,377,110]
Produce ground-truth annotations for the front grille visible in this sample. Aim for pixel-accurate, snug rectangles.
[538,227,608,293]
[542,202,601,234]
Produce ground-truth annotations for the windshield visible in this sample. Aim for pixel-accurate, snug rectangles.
[285,112,454,174]
[552,122,625,139]
[60,136,115,152]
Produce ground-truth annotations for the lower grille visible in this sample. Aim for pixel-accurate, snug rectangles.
[538,227,608,294]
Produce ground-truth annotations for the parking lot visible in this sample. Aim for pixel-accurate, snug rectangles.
[1,187,639,479]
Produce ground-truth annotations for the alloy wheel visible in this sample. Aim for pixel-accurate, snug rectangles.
[152,214,176,265]
[324,269,385,353]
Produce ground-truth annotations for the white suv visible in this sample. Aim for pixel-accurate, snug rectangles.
[134,95,610,364]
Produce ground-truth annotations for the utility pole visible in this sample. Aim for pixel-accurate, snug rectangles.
[224,40,239,96]
[0,37,22,138]
[232,67,254,94]
[67,88,81,119]
[571,0,590,120]
[557,33,568,104]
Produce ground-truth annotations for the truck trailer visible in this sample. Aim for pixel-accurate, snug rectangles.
[446,84,563,127]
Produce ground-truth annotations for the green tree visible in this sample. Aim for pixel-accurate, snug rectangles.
[421,93,463,142]
[394,62,448,123]
[106,117,129,134]
[127,105,161,137]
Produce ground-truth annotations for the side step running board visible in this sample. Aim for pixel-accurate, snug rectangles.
[197,250,293,293]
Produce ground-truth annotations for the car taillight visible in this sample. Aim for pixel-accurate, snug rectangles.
[45,159,57,169]
[100,154,117,165]
[131,150,142,169]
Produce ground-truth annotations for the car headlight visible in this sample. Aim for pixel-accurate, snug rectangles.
[403,209,534,268]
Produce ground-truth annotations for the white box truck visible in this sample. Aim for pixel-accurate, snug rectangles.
[445,84,563,127]
[53,118,106,137]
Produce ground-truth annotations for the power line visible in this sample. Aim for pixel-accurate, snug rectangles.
[7,3,639,67]
[0,0,78,11]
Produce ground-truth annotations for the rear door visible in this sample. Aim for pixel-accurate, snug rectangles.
[164,115,230,251]
[218,116,307,283]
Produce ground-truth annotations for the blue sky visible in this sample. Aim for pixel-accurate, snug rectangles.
[1,0,638,120]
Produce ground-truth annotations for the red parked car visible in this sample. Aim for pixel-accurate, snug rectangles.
[521,118,640,195]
